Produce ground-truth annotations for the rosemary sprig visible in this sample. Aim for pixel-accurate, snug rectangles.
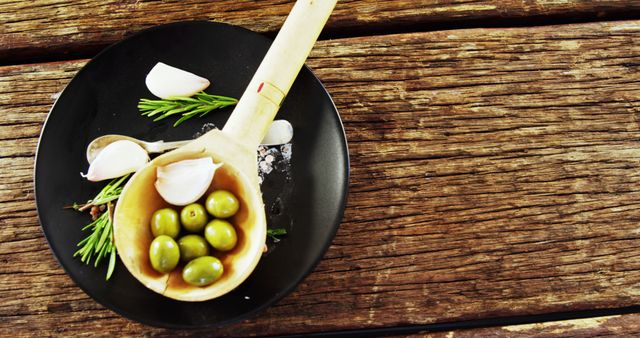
[138,91,238,127]
[267,228,287,242]
[72,174,129,280]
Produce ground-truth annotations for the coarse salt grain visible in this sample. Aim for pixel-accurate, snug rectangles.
[281,143,292,161]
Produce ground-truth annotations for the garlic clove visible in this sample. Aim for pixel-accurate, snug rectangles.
[261,120,293,146]
[155,157,222,206]
[82,140,149,182]
[145,62,211,99]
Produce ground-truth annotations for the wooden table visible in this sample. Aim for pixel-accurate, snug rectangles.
[3,1,640,336]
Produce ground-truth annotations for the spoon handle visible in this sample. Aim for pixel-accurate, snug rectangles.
[222,0,337,149]
[144,140,192,153]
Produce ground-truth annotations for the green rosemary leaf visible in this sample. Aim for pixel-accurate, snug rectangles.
[173,114,192,127]
[90,194,119,206]
[198,107,216,118]
[267,228,287,242]
[106,250,116,281]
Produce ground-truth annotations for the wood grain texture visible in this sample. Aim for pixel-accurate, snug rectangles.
[2,20,640,336]
[417,313,640,337]
[2,0,640,64]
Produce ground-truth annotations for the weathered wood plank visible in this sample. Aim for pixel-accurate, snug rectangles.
[418,313,640,337]
[2,20,640,336]
[2,0,640,64]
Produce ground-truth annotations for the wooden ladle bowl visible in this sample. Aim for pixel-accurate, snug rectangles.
[114,132,266,301]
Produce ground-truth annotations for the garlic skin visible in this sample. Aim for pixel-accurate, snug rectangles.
[145,62,211,99]
[155,157,222,206]
[261,120,293,146]
[82,140,149,182]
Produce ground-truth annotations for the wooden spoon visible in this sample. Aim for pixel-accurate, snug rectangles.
[114,0,337,302]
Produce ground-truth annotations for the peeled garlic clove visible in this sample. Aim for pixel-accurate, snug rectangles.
[261,120,293,146]
[155,157,221,206]
[82,140,149,182]
[145,62,210,99]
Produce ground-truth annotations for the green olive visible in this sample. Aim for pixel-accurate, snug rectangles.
[182,256,224,286]
[149,235,180,273]
[180,203,208,232]
[204,219,238,251]
[205,190,240,218]
[178,234,210,262]
[150,208,180,238]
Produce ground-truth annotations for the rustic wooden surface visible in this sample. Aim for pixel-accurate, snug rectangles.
[2,18,640,336]
[416,313,640,337]
[2,0,640,63]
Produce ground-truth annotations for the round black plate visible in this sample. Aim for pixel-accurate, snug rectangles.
[34,21,349,329]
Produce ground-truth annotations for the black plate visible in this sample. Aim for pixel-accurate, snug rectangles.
[34,21,349,329]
